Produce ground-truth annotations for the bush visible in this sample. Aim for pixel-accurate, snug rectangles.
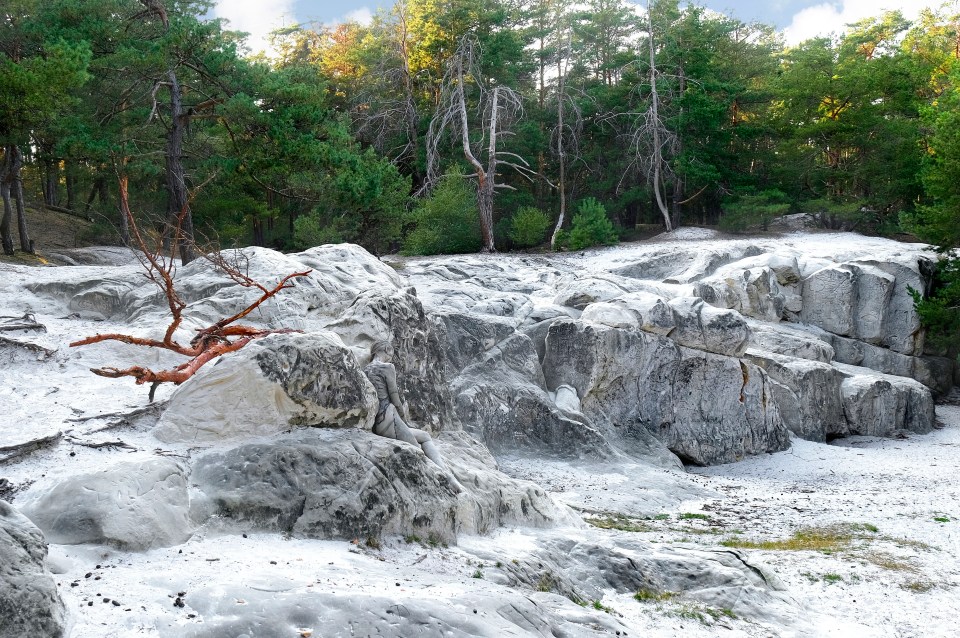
[719,190,791,233]
[509,206,551,248]
[567,198,618,250]
[402,169,482,255]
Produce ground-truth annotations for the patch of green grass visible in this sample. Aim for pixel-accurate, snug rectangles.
[426,531,446,548]
[495,561,503,568]
[364,535,381,550]
[634,589,677,602]
[822,573,844,584]
[721,523,877,553]
[471,569,484,579]
[585,513,652,533]
[535,573,555,592]
[678,512,711,521]
[404,534,422,544]
[653,513,670,521]
[590,600,616,614]
[705,607,737,620]
[934,516,950,523]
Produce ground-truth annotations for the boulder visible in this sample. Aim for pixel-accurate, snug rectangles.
[191,428,570,543]
[744,350,848,441]
[543,319,788,465]
[18,458,192,551]
[667,297,751,357]
[833,363,935,435]
[0,501,67,638]
[450,332,614,458]
[746,321,835,363]
[800,263,894,342]
[153,331,377,443]
[326,289,458,433]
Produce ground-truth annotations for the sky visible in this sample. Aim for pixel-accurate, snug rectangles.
[213,0,957,57]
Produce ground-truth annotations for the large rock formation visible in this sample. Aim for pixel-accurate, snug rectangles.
[191,428,571,543]
[19,458,193,551]
[0,501,67,638]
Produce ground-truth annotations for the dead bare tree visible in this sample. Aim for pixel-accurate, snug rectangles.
[641,0,676,232]
[423,36,543,253]
[70,184,310,401]
[549,21,585,249]
[353,3,423,185]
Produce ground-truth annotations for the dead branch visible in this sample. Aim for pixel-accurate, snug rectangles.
[69,181,312,399]
[0,335,56,358]
[66,436,138,452]
[0,313,45,332]
[0,432,62,464]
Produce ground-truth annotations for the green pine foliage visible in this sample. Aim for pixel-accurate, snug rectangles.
[508,206,551,248]
[567,198,618,251]
[402,170,482,255]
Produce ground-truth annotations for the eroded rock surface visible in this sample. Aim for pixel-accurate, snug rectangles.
[191,428,570,543]
[0,501,67,638]
[19,458,193,551]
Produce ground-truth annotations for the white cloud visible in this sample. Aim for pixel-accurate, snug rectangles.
[213,0,296,56]
[783,0,952,45]
[343,8,374,26]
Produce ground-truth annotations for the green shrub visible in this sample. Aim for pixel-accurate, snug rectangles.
[509,206,551,248]
[567,198,618,250]
[402,169,482,255]
[801,197,866,230]
[719,190,791,233]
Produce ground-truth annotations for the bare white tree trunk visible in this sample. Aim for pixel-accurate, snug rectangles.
[424,37,540,253]
[647,0,672,232]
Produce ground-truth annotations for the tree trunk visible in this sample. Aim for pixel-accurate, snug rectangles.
[164,70,196,263]
[43,157,59,207]
[551,37,567,250]
[0,150,13,255]
[6,146,33,253]
[453,54,494,252]
[65,160,77,210]
[117,174,131,246]
[647,0,672,232]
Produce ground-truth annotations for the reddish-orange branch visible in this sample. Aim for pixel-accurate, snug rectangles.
[70,177,313,397]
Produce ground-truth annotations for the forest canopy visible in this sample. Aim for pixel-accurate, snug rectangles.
[0,0,958,272]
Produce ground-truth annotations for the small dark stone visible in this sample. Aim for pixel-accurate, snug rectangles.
[84,572,92,578]
[473,609,477,614]
[269,560,277,565]
[69,452,75,457]
[87,602,93,607]
[94,576,101,580]
[187,614,196,619]
[102,598,110,603]
[96,564,101,569]
[112,600,121,607]
[173,597,185,609]
[178,591,186,597]
[242,533,248,538]
[70,582,79,587]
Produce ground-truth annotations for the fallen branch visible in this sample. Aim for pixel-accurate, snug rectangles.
[0,432,63,464]
[0,335,57,358]
[0,313,46,332]
[66,436,138,452]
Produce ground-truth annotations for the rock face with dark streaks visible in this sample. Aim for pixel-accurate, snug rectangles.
[0,501,67,638]
[190,428,571,543]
